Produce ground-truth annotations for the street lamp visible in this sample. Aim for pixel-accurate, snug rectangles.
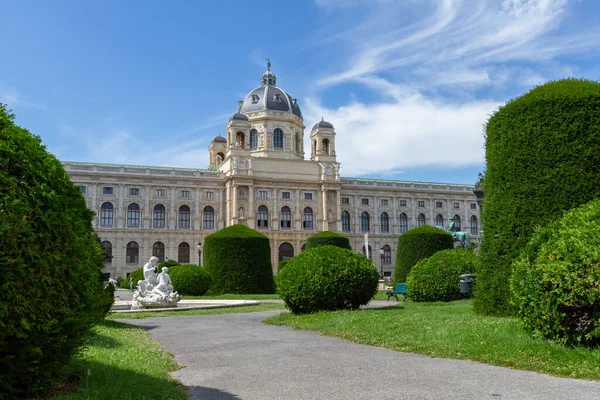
[379,247,385,279]
[197,242,202,266]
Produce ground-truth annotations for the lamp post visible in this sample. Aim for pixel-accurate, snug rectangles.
[197,242,202,266]
[379,247,385,279]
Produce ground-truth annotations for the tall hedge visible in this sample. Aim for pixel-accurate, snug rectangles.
[475,79,600,316]
[394,225,454,283]
[0,104,109,397]
[305,230,351,250]
[168,264,212,296]
[204,224,275,294]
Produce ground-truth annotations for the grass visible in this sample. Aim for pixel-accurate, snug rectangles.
[52,320,186,400]
[184,293,282,300]
[264,299,600,381]
[108,302,285,320]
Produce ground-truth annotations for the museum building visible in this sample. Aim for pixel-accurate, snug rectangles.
[64,64,481,279]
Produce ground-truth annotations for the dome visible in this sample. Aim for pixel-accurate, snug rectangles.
[230,113,249,121]
[312,119,334,130]
[213,135,227,143]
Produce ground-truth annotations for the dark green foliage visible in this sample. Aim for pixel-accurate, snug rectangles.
[305,230,351,250]
[278,258,291,272]
[204,224,275,294]
[119,268,144,289]
[168,264,212,296]
[476,79,600,316]
[394,225,454,283]
[0,104,108,397]
[158,259,180,269]
[511,199,600,346]
[277,245,379,314]
[406,249,478,302]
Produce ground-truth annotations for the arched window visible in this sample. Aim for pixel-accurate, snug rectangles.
[250,129,258,149]
[179,205,191,229]
[216,152,225,164]
[342,211,351,232]
[273,128,283,149]
[303,207,313,230]
[417,213,426,227]
[278,242,294,261]
[453,215,461,231]
[435,214,444,227]
[100,202,113,226]
[153,204,166,227]
[127,203,140,227]
[236,131,245,148]
[470,216,478,235]
[301,243,306,252]
[380,212,389,233]
[178,242,190,264]
[399,213,408,233]
[152,242,165,262]
[280,206,291,229]
[295,132,301,152]
[101,241,112,263]
[362,245,372,260]
[257,205,269,228]
[360,211,370,232]
[126,241,139,263]
[203,206,215,229]
[322,138,330,154]
[382,244,391,264]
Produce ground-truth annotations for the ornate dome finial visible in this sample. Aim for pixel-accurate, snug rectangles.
[266,57,271,71]
[261,59,276,87]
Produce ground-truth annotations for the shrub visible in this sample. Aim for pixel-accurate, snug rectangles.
[394,225,454,283]
[406,249,478,302]
[305,230,351,250]
[168,264,212,296]
[0,104,108,397]
[277,245,379,314]
[204,224,275,294]
[278,258,291,272]
[119,267,144,289]
[476,79,600,316]
[158,259,180,269]
[510,199,600,346]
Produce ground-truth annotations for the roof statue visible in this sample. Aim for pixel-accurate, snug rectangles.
[266,57,271,70]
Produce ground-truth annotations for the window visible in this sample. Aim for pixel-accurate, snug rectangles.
[126,241,139,263]
[360,211,370,232]
[295,133,301,153]
[342,211,351,232]
[281,191,291,199]
[205,191,214,199]
[103,186,113,195]
[435,214,444,227]
[322,138,330,155]
[252,94,259,103]
[100,202,113,226]
[454,202,460,209]
[453,215,461,230]
[470,216,478,235]
[178,242,190,264]
[153,204,166,227]
[155,189,165,197]
[250,129,258,149]
[303,207,313,230]
[436,201,443,208]
[181,190,190,198]
[417,213,426,226]
[278,242,294,261]
[280,206,291,229]
[259,190,268,198]
[380,212,389,233]
[418,200,425,207]
[179,205,191,229]
[127,203,140,227]
[129,188,139,196]
[203,206,215,229]
[380,199,388,206]
[101,241,112,263]
[274,93,282,103]
[304,192,313,200]
[273,128,283,149]
[362,198,369,205]
[341,197,350,205]
[79,185,87,194]
[257,205,269,228]
[471,203,477,210]
[152,242,165,263]
[382,245,391,264]
[399,213,408,233]
[399,200,407,207]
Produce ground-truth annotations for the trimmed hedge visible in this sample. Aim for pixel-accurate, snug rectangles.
[119,267,144,289]
[510,199,600,346]
[278,258,291,273]
[0,104,109,398]
[394,225,454,283]
[277,246,379,314]
[406,249,478,302]
[204,224,275,294]
[476,78,600,316]
[305,230,351,250]
[168,264,212,296]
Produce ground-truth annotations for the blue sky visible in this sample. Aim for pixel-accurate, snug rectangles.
[2,0,599,184]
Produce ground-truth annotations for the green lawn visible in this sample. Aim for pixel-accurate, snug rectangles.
[264,300,600,380]
[184,293,282,300]
[108,302,285,320]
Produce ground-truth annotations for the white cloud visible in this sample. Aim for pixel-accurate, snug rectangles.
[0,90,46,110]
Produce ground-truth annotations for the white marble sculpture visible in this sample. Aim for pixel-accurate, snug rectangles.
[131,257,182,309]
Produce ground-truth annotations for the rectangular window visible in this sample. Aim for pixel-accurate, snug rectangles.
[362,198,369,205]
[181,190,190,198]
[103,187,113,195]
[205,191,214,199]
[436,201,443,208]
[79,185,87,194]
[259,190,268,198]
[380,199,388,206]
[155,189,165,197]
[129,188,139,196]
[418,200,425,207]
[281,191,291,199]
[304,192,313,200]
[399,200,407,207]
[341,197,350,205]
[471,203,477,209]
[454,202,460,209]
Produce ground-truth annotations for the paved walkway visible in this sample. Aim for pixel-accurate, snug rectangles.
[121,310,600,400]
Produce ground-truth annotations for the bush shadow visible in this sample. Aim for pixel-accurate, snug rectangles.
[187,385,242,400]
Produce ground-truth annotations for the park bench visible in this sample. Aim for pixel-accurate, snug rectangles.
[386,283,407,301]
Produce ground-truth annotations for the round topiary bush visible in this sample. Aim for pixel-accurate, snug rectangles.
[510,199,600,346]
[277,245,379,314]
[120,267,144,289]
[204,224,275,294]
[476,79,600,316]
[406,249,478,302]
[168,264,212,296]
[305,230,351,250]
[394,225,454,283]
[0,104,109,397]
[278,258,291,273]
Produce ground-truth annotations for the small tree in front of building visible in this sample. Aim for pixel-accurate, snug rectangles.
[305,230,351,250]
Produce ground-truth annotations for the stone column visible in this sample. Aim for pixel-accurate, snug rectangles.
[232,183,238,225]
[248,186,255,229]
[194,188,201,231]
[117,184,125,228]
[295,189,301,230]
[336,190,342,232]
[321,188,328,231]
[144,186,151,229]
[169,188,176,230]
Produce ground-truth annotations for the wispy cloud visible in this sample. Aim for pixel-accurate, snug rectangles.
[0,90,46,110]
